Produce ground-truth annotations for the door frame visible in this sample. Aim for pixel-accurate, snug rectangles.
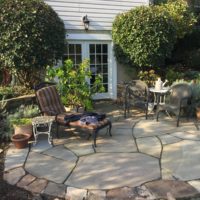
[66,33,117,100]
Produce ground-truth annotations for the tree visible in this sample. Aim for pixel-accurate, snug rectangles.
[0,0,65,88]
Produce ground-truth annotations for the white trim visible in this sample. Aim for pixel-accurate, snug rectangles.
[66,33,112,41]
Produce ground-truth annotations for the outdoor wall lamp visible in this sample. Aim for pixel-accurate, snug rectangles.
[82,15,90,30]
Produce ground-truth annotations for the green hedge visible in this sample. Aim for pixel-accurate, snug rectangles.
[0,0,65,88]
[112,6,176,68]
[112,0,196,69]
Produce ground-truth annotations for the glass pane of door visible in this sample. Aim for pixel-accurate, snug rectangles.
[63,44,82,67]
[89,44,108,92]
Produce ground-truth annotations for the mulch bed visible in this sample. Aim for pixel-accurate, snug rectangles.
[0,141,33,200]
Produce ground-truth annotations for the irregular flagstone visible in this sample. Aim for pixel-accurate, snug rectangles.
[159,134,182,145]
[65,153,160,189]
[162,140,200,180]
[111,128,133,136]
[188,180,200,192]
[43,145,77,162]
[106,187,137,199]
[87,190,106,200]
[112,118,138,129]
[4,145,29,171]
[171,131,200,141]
[25,178,48,194]
[174,122,197,132]
[136,137,161,158]
[43,182,66,199]
[64,140,94,156]
[3,167,25,185]
[17,174,36,188]
[134,120,175,138]
[145,180,199,199]
[95,135,137,153]
[25,151,76,183]
[31,137,52,153]
[65,187,87,200]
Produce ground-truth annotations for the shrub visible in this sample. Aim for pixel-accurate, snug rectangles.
[138,69,159,87]
[46,59,105,110]
[0,0,65,88]
[162,0,197,39]
[165,67,184,85]
[112,6,176,68]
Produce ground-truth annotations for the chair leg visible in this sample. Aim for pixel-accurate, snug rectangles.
[156,110,160,122]
[176,113,181,127]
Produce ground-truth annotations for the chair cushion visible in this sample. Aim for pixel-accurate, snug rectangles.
[36,85,66,115]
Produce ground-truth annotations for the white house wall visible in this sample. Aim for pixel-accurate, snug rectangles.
[44,0,149,31]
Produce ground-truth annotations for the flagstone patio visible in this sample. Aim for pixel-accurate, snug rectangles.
[3,102,200,199]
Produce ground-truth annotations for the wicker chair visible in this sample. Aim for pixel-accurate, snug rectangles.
[34,82,112,147]
[156,83,192,127]
[124,80,149,119]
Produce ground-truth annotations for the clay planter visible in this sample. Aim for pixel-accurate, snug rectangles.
[14,124,33,137]
[11,133,30,149]
[14,124,33,139]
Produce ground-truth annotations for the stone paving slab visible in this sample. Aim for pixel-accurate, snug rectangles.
[4,145,29,171]
[95,135,137,153]
[65,153,160,189]
[64,140,94,156]
[112,118,138,129]
[65,187,87,200]
[171,131,200,141]
[17,174,36,188]
[43,145,77,162]
[87,190,106,200]
[145,180,199,199]
[31,136,52,153]
[158,134,182,145]
[134,120,176,138]
[162,140,200,180]
[43,182,66,199]
[3,167,25,185]
[25,151,76,183]
[188,180,200,193]
[25,178,48,194]
[111,127,133,136]
[136,136,161,158]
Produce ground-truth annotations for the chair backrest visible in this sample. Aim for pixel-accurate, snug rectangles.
[35,84,66,116]
[169,83,192,107]
[125,80,149,105]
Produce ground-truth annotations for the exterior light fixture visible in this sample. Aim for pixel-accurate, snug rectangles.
[82,15,90,30]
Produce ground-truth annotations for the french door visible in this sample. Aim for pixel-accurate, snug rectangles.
[63,41,114,99]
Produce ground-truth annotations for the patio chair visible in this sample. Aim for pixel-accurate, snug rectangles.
[34,82,112,147]
[124,80,149,119]
[156,83,192,127]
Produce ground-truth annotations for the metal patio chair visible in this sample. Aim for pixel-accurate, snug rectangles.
[156,83,192,127]
[124,80,149,119]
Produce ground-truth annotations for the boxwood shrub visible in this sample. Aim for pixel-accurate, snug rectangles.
[0,0,66,88]
[112,6,176,68]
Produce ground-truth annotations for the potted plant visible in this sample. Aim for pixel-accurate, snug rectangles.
[10,118,33,149]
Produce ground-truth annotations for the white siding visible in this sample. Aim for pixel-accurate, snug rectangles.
[44,0,149,31]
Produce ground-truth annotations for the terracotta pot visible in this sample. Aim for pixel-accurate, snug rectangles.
[11,133,30,149]
[14,124,33,137]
